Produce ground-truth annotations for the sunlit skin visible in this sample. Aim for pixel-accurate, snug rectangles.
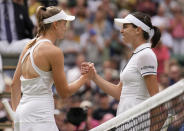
[120,23,147,50]
[38,20,67,44]
[55,20,67,39]
[81,23,159,100]
[81,14,164,130]
[11,18,94,111]
[120,24,137,44]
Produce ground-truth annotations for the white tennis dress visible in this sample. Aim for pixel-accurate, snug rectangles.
[14,39,59,131]
[117,43,158,115]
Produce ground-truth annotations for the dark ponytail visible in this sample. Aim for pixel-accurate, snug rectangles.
[132,12,161,48]
[151,26,161,48]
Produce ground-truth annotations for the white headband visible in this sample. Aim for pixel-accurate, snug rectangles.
[114,14,154,40]
[43,10,75,24]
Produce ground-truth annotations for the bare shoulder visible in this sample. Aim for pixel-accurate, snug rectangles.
[39,42,64,61]
[20,46,29,59]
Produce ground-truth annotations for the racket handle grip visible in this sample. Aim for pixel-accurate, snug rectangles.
[2,99,15,121]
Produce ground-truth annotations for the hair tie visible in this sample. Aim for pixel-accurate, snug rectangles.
[42,7,47,11]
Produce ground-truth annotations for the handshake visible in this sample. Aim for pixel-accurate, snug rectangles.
[80,62,97,80]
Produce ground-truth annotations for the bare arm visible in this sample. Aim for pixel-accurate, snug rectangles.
[11,49,27,111]
[144,75,159,96]
[49,48,89,98]
[144,75,167,130]
[93,73,122,100]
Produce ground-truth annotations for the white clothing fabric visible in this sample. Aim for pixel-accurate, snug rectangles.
[161,31,173,49]
[0,39,30,55]
[151,15,169,29]
[117,43,157,115]
[14,39,59,131]
[88,0,102,13]
[59,40,82,53]
[67,67,81,83]
[173,38,184,55]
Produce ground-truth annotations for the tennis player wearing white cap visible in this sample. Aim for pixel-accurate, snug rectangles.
[81,11,163,130]
[11,6,93,131]
[82,11,161,117]
[114,12,160,115]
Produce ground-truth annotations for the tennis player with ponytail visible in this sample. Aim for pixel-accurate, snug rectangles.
[81,12,164,130]
[82,12,161,115]
[11,6,93,131]
[114,12,160,115]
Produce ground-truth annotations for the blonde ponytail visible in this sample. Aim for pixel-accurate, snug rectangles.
[26,38,37,49]
[26,6,61,49]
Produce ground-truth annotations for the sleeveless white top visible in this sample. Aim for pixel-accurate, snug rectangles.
[14,39,59,131]
[117,43,157,116]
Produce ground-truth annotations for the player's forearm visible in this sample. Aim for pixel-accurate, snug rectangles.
[144,75,159,96]
[68,75,87,97]
[93,73,121,100]
[11,85,21,111]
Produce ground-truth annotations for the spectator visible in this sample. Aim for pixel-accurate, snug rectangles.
[72,3,89,42]
[58,0,68,11]
[152,4,169,31]
[151,4,174,52]
[78,100,100,130]
[159,73,169,91]
[87,0,101,15]
[160,0,177,18]
[39,0,58,7]
[0,0,34,78]
[152,41,170,81]
[168,63,182,85]
[115,0,137,12]
[80,29,104,67]
[136,0,157,16]
[93,7,113,41]
[60,119,77,131]
[28,0,42,26]
[54,109,65,131]
[103,68,119,84]
[93,93,115,121]
[0,0,33,43]
[100,113,114,124]
[104,29,126,63]
[169,5,184,58]
[99,0,118,25]
[66,53,85,89]
[59,30,82,68]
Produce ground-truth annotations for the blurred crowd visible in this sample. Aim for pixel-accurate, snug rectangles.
[0,0,184,130]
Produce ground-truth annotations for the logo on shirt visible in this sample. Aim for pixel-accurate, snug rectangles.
[141,66,155,70]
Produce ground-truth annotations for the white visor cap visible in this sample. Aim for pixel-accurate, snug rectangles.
[43,10,75,24]
[114,18,131,27]
[114,14,154,40]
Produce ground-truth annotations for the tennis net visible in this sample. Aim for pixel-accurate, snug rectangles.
[90,79,184,131]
